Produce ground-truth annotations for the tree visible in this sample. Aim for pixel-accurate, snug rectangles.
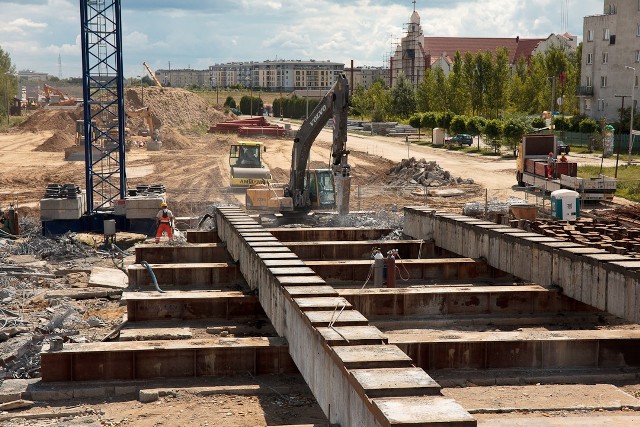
[553,116,571,131]
[579,118,599,151]
[390,73,416,119]
[368,79,391,122]
[449,115,467,135]
[415,71,433,112]
[224,96,236,108]
[349,83,368,118]
[239,95,264,116]
[420,111,438,132]
[408,113,423,135]
[486,47,510,118]
[467,116,487,150]
[437,111,454,132]
[448,52,470,115]
[503,117,527,157]
[530,116,546,129]
[483,119,503,153]
[0,45,17,122]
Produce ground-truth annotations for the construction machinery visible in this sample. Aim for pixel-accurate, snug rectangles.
[516,133,617,201]
[127,107,156,138]
[229,141,272,187]
[42,84,78,106]
[245,73,351,214]
[143,62,162,87]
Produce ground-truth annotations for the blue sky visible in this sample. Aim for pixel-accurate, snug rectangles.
[0,0,603,78]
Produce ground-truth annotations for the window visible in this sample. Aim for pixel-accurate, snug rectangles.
[601,75,607,87]
[636,50,640,63]
[636,75,639,87]
[586,76,592,87]
[603,28,610,40]
[587,53,593,64]
[637,24,640,37]
[587,29,594,41]
[602,52,608,64]
[584,99,591,111]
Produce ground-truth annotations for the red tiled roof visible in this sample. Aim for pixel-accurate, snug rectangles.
[424,37,545,63]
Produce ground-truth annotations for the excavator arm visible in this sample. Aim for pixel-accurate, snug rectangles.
[288,73,351,214]
[143,62,162,87]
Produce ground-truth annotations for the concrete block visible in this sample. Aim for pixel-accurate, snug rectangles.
[40,197,82,210]
[139,389,159,403]
[125,197,164,210]
[372,396,476,426]
[73,387,106,399]
[126,208,160,219]
[607,271,626,319]
[40,208,83,221]
[114,385,139,396]
[625,276,637,322]
[29,389,74,401]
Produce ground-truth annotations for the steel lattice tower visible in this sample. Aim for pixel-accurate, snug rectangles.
[79,0,126,213]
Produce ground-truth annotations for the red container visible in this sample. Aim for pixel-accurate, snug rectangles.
[534,161,547,177]
[554,161,578,178]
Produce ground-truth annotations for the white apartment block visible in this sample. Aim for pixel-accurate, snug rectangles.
[344,66,388,90]
[208,60,345,92]
[154,69,208,88]
[580,0,640,120]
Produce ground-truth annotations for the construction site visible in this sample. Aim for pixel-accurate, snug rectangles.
[1,2,640,427]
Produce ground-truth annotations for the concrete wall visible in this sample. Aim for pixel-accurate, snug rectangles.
[403,207,640,324]
[216,207,476,427]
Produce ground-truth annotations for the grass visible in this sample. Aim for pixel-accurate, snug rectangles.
[0,116,26,131]
[579,164,640,202]
[198,89,287,107]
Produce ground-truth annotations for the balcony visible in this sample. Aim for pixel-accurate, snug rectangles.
[578,86,594,96]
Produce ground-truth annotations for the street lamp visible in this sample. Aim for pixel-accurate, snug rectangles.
[245,75,252,117]
[626,66,636,165]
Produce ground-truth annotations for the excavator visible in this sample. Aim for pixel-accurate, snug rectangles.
[127,107,157,139]
[245,73,351,215]
[143,62,162,87]
[42,84,78,106]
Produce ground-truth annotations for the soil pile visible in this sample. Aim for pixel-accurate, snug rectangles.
[17,107,81,134]
[126,87,229,130]
[34,131,76,152]
[160,127,193,150]
[384,157,475,187]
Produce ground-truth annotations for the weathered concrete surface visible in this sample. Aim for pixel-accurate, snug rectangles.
[88,267,128,289]
[135,243,231,264]
[403,207,640,324]
[215,207,476,426]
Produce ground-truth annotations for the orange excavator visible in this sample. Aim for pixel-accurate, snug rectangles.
[43,84,79,106]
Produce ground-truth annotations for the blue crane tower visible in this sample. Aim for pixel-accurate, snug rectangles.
[79,0,126,214]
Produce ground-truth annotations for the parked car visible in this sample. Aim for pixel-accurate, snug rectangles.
[557,140,570,155]
[447,134,473,146]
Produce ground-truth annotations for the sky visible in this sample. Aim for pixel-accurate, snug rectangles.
[0,0,604,79]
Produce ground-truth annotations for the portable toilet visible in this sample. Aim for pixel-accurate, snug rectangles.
[550,189,580,221]
[432,128,445,146]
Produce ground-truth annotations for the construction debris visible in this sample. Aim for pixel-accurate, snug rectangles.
[386,158,475,188]
[462,197,529,217]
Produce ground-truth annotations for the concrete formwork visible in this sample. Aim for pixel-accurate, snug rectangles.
[403,207,640,324]
[215,207,476,427]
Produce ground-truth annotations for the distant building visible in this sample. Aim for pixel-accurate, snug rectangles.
[154,69,208,88]
[17,70,50,81]
[389,7,576,87]
[208,60,345,92]
[579,0,640,121]
[343,66,388,90]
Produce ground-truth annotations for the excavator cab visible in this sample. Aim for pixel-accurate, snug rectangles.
[229,141,272,187]
[307,169,335,208]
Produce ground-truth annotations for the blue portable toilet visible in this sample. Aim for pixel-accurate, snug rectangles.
[550,189,580,221]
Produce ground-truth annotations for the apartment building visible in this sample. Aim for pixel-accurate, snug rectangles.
[580,0,640,120]
[208,60,344,92]
[343,66,388,90]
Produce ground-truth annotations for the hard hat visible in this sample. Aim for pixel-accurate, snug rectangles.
[161,202,167,208]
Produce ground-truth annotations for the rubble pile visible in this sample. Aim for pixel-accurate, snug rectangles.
[386,158,475,188]
[462,197,529,217]
[320,209,404,230]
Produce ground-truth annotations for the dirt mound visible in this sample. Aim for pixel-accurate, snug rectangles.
[17,107,81,134]
[34,131,76,152]
[125,87,230,131]
[160,128,193,150]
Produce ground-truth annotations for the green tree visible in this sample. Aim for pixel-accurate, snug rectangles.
[0,45,17,122]
[409,113,423,134]
[390,73,416,119]
[553,116,571,131]
[420,111,438,131]
[503,117,527,157]
[449,115,467,135]
[224,96,236,108]
[448,52,470,115]
[483,119,503,153]
[579,118,599,151]
[368,79,391,122]
[415,70,433,112]
[349,83,368,118]
[239,95,264,116]
[437,111,454,132]
[486,47,510,118]
[530,116,546,129]
[467,116,486,150]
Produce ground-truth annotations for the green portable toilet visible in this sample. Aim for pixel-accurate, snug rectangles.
[550,189,580,221]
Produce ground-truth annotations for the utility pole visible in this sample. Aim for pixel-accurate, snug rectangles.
[626,66,636,165]
[614,94,629,178]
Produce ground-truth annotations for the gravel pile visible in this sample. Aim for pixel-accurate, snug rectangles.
[387,158,475,187]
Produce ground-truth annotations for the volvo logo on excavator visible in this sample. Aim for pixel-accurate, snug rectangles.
[309,105,327,128]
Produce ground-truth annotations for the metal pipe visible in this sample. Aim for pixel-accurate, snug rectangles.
[140,260,165,293]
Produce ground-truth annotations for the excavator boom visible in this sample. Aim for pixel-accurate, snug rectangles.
[288,73,350,213]
[143,62,162,87]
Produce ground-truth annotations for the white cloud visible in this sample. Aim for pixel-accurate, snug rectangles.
[0,18,47,35]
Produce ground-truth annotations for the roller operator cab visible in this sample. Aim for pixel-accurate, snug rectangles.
[229,141,272,187]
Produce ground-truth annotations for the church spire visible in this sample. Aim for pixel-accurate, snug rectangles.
[413,0,417,12]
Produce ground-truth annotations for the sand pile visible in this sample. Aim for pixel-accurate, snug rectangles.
[160,128,193,150]
[17,108,81,134]
[35,131,76,152]
[126,87,229,130]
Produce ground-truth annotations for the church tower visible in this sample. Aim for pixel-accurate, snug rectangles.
[391,1,427,88]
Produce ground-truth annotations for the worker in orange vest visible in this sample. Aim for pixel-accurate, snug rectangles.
[155,202,174,243]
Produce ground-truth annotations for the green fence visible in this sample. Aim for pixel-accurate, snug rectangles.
[555,131,640,153]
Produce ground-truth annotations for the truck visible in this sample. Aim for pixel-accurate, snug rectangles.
[229,141,272,187]
[245,73,351,214]
[516,134,616,201]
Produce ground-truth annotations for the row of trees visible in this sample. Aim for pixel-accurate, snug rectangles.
[408,111,601,155]
[0,46,17,122]
[272,96,320,120]
[350,45,581,122]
